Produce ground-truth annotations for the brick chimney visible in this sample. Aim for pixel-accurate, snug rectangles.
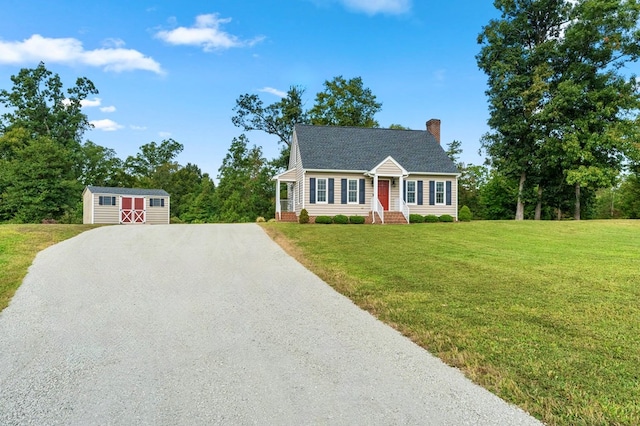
[426,119,441,144]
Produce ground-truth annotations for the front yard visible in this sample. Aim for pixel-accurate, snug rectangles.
[263,220,640,425]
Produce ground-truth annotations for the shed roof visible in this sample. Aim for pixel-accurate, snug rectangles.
[294,124,459,174]
[86,186,170,197]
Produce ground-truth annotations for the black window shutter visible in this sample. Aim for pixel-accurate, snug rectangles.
[112,197,116,206]
[359,179,365,204]
[429,181,435,205]
[161,199,165,207]
[341,179,347,204]
[98,196,103,206]
[403,182,407,202]
[446,181,452,205]
[328,178,334,204]
[418,180,424,205]
[310,178,316,204]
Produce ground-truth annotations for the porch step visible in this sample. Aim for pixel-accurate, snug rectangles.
[382,211,408,224]
[278,212,298,222]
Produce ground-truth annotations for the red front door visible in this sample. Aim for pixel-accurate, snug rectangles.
[378,180,390,210]
[120,197,146,224]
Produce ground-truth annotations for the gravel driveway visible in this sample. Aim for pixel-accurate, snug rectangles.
[0,224,541,425]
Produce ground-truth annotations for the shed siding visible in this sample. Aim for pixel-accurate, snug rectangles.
[93,192,120,224]
[82,189,93,224]
[146,197,170,225]
[376,159,403,175]
[91,194,120,223]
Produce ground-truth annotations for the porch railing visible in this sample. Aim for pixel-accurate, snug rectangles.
[372,198,384,224]
[279,199,293,212]
[399,199,409,223]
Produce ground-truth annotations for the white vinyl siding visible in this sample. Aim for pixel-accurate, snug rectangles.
[375,158,403,175]
[304,173,372,217]
[405,174,458,218]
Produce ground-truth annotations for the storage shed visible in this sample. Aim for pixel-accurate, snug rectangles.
[83,186,170,225]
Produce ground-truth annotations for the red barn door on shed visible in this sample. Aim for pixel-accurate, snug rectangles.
[133,197,145,223]
[121,197,133,223]
[120,197,146,224]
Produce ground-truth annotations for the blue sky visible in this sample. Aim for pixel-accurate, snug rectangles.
[0,0,500,178]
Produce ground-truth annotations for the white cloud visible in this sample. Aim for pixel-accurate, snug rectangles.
[0,34,163,74]
[155,13,265,51]
[335,0,411,15]
[81,97,102,107]
[61,97,102,108]
[90,119,123,131]
[158,131,172,138]
[258,87,287,98]
[100,105,116,113]
[130,125,147,131]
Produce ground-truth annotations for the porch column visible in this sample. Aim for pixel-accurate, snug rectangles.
[399,176,404,210]
[275,178,281,220]
[289,182,295,213]
[373,174,378,223]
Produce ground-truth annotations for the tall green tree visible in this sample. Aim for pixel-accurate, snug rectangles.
[180,174,217,223]
[618,173,640,218]
[0,64,98,222]
[124,139,184,187]
[444,140,463,166]
[0,128,79,222]
[477,0,571,220]
[213,134,274,222]
[540,0,640,219]
[0,62,98,149]
[478,1,640,220]
[77,141,124,187]
[232,86,308,170]
[309,76,382,127]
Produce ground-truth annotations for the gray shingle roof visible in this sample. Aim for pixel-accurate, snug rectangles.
[86,186,170,196]
[294,124,459,174]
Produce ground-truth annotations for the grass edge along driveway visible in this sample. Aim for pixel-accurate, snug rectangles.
[0,224,99,312]
[262,220,640,426]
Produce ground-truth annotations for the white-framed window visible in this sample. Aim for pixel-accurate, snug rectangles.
[317,178,327,203]
[348,179,358,203]
[406,180,417,204]
[149,198,165,207]
[98,196,116,206]
[435,181,445,205]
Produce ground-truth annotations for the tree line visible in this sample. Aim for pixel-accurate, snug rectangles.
[476,0,640,220]
[448,140,640,220]
[0,64,382,223]
[5,1,640,229]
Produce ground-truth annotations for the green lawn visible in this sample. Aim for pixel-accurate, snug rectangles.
[263,220,640,426]
[0,224,98,312]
